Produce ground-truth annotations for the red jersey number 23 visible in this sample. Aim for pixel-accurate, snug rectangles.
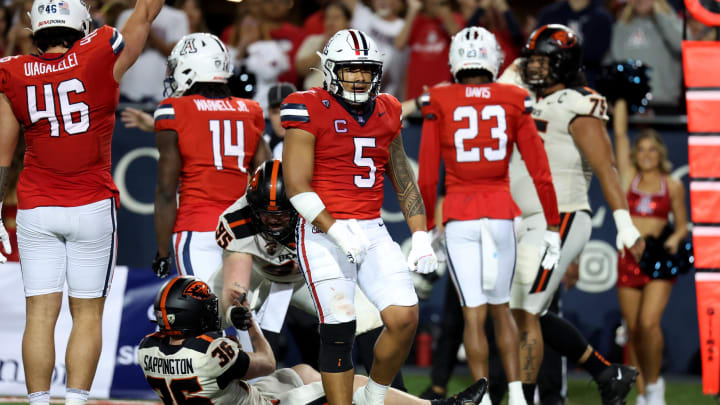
[453,105,507,163]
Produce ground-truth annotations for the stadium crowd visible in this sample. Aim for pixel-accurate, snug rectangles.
[0,0,702,405]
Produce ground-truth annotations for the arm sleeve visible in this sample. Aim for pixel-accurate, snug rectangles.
[154,98,178,132]
[654,11,683,55]
[515,112,560,226]
[417,95,442,229]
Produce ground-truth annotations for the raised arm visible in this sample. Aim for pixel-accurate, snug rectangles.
[154,130,181,263]
[612,99,635,190]
[394,0,422,49]
[242,317,277,379]
[114,0,165,82]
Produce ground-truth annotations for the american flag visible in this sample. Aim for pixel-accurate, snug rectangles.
[58,1,70,14]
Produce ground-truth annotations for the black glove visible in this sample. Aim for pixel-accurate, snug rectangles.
[228,301,252,331]
[152,253,171,278]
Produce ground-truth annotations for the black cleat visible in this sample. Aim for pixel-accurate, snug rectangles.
[596,364,638,405]
[432,378,487,405]
[420,386,446,400]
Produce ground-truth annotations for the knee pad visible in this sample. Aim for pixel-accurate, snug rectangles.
[318,321,356,373]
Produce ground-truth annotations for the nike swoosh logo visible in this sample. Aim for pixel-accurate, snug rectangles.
[617,369,622,380]
[378,112,386,117]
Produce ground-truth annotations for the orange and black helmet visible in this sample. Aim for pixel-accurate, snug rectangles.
[521,24,583,90]
[246,159,298,243]
[152,276,220,337]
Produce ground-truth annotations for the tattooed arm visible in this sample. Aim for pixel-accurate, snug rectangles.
[386,133,428,233]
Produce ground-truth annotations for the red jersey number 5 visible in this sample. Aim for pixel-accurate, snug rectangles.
[353,137,376,188]
[27,79,90,137]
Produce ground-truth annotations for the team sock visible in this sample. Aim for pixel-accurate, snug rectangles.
[28,391,50,405]
[522,383,536,404]
[66,388,90,405]
[584,350,611,380]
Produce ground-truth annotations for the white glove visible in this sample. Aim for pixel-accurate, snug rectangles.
[327,219,370,264]
[407,231,438,274]
[613,209,642,251]
[0,219,12,264]
[541,230,560,270]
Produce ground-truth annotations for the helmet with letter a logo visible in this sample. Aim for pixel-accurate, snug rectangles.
[153,276,221,337]
[29,0,92,36]
[318,29,383,105]
[521,24,583,90]
[448,27,504,82]
[164,32,233,97]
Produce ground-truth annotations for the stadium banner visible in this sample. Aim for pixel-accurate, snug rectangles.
[0,263,128,399]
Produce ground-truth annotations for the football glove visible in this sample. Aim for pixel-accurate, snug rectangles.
[226,305,253,331]
[407,231,438,274]
[613,209,642,251]
[0,220,12,264]
[152,253,171,278]
[327,219,370,264]
[541,230,561,271]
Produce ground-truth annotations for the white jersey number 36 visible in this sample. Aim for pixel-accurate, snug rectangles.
[453,105,507,163]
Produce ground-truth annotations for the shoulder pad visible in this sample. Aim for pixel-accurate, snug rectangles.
[559,87,609,121]
[183,334,215,353]
[216,197,259,249]
[154,99,176,122]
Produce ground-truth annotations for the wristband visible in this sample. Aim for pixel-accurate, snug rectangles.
[289,192,326,223]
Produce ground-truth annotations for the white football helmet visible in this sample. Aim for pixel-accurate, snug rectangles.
[164,33,233,97]
[29,0,92,36]
[317,29,382,104]
[449,27,504,82]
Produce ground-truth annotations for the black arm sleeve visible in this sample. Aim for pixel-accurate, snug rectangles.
[216,351,251,390]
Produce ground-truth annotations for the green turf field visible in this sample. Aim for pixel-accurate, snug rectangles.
[403,374,718,405]
[1,374,715,404]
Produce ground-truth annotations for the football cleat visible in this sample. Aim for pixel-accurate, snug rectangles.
[596,364,639,405]
[432,378,487,405]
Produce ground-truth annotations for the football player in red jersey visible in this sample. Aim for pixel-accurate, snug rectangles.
[151,32,270,282]
[0,0,163,403]
[417,27,561,405]
[282,29,438,405]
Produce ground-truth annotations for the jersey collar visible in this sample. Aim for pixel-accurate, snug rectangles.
[332,94,376,127]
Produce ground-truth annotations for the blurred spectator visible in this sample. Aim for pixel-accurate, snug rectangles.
[609,0,682,108]
[349,0,406,97]
[6,0,33,56]
[265,82,297,159]
[303,0,330,35]
[0,5,11,56]
[229,13,291,111]
[116,1,190,103]
[180,0,207,33]
[256,0,307,88]
[536,0,614,87]
[460,0,524,74]
[686,10,718,41]
[99,0,129,28]
[394,0,464,99]
[295,2,351,90]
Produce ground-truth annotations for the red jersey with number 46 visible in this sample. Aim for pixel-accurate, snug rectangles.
[0,26,124,209]
[281,88,402,219]
[154,95,264,232]
[418,83,560,228]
